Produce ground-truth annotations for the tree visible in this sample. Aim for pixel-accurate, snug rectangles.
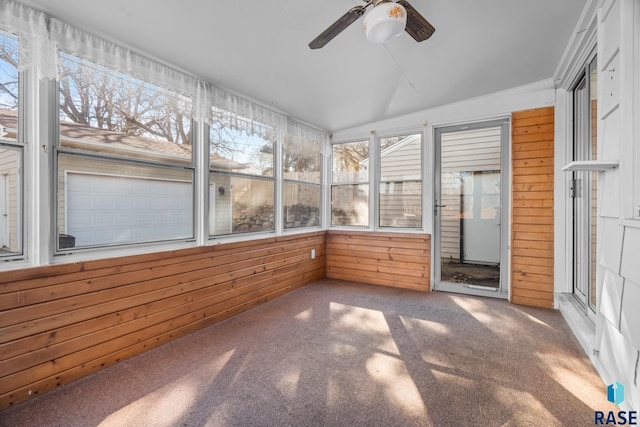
[209,109,276,175]
[0,33,18,111]
[58,54,192,144]
[333,140,369,173]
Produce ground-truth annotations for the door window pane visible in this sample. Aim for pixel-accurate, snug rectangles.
[439,126,502,288]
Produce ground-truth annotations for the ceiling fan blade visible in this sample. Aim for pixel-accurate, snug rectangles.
[309,6,367,49]
[397,0,435,42]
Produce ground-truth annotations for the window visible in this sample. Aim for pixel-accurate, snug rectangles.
[331,140,369,226]
[379,134,422,228]
[209,108,275,236]
[283,135,322,229]
[0,30,22,257]
[56,52,194,250]
[572,55,598,312]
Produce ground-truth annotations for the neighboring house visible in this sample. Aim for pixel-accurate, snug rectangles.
[0,110,20,253]
[0,108,248,248]
[355,134,422,228]
[378,134,422,228]
[440,126,501,264]
[361,130,501,265]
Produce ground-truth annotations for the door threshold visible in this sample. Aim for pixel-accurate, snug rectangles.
[435,281,508,299]
[466,284,499,292]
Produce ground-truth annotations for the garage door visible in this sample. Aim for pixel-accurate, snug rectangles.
[66,172,193,247]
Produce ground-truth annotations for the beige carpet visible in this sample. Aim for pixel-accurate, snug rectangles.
[0,279,616,426]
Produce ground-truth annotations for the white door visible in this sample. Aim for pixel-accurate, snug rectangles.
[434,121,509,298]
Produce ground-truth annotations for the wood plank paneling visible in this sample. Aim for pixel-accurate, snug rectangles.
[0,232,325,409]
[511,107,554,308]
[326,230,430,292]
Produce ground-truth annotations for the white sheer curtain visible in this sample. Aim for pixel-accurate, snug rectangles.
[0,0,56,80]
[0,0,329,141]
[287,119,328,147]
[49,18,197,100]
[208,84,287,133]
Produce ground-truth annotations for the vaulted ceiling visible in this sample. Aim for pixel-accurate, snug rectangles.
[17,0,587,131]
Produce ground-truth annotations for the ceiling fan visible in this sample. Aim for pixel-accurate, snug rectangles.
[309,0,435,49]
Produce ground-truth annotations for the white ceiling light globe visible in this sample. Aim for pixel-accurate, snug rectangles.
[363,2,407,44]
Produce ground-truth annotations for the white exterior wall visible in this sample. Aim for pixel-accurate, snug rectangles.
[0,148,19,252]
[380,136,421,180]
[379,135,422,227]
[593,0,640,411]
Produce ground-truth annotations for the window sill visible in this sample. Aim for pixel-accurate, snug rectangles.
[618,219,640,229]
[557,293,608,380]
[561,160,619,171]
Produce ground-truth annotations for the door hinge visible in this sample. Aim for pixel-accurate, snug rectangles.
[570,178,582,198]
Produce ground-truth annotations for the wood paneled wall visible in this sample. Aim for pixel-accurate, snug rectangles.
[511,107,555,308]
[326,230,430,291]
[0,232,325,409]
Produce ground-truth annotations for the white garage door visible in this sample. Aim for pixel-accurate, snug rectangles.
[66,172,193,247]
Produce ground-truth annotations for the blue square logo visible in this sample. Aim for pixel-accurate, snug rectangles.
[607,381,625,406]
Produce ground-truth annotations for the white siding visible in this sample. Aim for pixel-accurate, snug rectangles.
[210,175,232,235]
[0,147,20,253]
[380,135,421,180]
[594,0,640,411]
[379,135,422,227]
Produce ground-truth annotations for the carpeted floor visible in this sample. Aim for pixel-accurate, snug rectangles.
[0,279,616,426]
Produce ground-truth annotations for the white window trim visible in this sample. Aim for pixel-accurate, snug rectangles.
[281,132,324,233]
[329,138,372,230]
[632,0,640,220]
[375,130,425,232]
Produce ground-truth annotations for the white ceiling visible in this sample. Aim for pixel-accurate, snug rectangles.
[17,0,587,132]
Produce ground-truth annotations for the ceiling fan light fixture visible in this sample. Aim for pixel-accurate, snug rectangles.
[362,2,407,44]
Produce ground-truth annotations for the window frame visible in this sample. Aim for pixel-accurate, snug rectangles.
[207,108,277,238]
[282,134,323,231]
[330,138,371,228]
[54,50,197,253]
[376,132,424,230]
[569,51,598,318]
[0,29,24,260]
